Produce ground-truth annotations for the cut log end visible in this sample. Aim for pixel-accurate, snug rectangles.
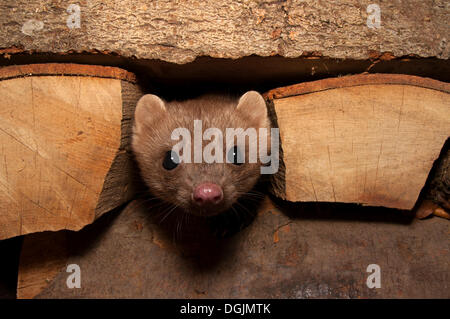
[0,64,142,240]
[266,74,450,211]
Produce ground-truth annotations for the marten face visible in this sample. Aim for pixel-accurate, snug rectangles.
[132,92,271,217]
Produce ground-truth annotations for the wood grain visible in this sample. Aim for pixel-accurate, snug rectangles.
[17,198,450,298]
[0,64,141,239]
[271,79,449,210]
[16,232,68,299]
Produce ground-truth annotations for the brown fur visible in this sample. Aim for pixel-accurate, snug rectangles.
[132,92,270,216]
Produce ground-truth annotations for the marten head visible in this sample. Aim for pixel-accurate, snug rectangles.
[132,91,272,217]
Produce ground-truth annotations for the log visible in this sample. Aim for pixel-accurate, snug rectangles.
[0,1,448,63]
[265,74,450,210]
[16,198,450,298]
[16,231,68,299]
[0,64,142,240]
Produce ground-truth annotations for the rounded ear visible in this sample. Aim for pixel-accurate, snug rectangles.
[133,94,166,133]
[236,91,268,127]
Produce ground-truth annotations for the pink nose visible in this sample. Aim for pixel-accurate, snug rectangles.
[193,183,223,206]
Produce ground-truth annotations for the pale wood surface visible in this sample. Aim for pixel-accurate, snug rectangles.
[0,74,127,239]
[273,83,449,210]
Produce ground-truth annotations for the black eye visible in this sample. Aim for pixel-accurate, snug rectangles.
[227,145,243,165]
[162,150,179,170]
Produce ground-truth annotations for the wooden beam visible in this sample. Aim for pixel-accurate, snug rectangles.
[0,1,448,63]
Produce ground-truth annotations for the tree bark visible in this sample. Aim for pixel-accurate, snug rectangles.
[0,0,448,63]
